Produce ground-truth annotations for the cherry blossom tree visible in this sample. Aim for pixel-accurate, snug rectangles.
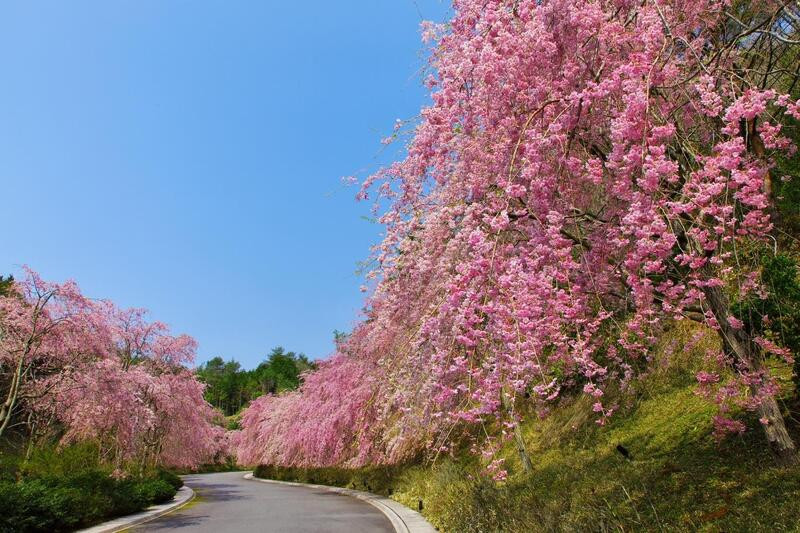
[0,268,110,439]
[0,268,225,469]
[239,0,800,470]
[236,340,394,468]
[52,305,225,469]
[54,356,225,470]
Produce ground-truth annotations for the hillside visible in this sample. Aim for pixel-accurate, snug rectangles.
[255,323,800,531]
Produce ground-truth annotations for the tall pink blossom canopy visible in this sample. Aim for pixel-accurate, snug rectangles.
[237,0,800,469]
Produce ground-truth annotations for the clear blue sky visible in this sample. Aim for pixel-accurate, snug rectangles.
[0,1,449,368]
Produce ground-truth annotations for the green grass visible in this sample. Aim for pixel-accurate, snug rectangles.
[485,389,800,532]
[255,323,800,532]
[380,389,800,532]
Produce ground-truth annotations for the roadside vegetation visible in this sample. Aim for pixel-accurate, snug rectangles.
[0,442,182,532]
[0,265,315,528]
[255,322,800,531]
[0,271,227,530]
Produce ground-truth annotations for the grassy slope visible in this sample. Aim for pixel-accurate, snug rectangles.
[391,389,800,532]
[256,324,800,532]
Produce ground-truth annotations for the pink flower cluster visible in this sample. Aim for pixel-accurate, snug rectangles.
[0,268,225,469]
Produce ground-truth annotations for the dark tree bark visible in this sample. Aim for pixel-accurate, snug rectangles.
[703,283,797,465]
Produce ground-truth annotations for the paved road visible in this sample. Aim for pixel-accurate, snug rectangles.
[132,471,394,533]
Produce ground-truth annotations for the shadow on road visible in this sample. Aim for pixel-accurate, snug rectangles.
[186,483,244,503]
[136,514,210,530]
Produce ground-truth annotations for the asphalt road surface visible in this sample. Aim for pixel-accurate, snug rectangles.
[132,471,395,533]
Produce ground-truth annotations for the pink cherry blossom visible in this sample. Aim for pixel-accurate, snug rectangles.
[238,0,800,469]
[0,269,225,469]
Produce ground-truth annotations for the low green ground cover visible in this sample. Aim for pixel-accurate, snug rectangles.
[0,443,182,533]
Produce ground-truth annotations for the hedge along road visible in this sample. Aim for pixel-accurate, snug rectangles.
[131,471,394,533]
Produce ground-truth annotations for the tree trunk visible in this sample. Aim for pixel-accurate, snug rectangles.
[756,394,797,465]
[513,424,534,473]
[703,283,797,463]
[501,387,533,472]
[24,411,37,461]
[0,353,27,438]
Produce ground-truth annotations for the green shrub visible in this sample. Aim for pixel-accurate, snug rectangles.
[133,479,176,505]
[253,463,409,496]
[105,479,147,516]
[155,469,184,491]
[0,444,179,533]
[732,252,800,391]
[0,479,90,532]
[0,475,178,532]
[20,441,101,480]
[175,455,240,474]
[0,454,20,483]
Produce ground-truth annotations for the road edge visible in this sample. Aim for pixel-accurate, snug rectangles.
[243,472,436,533]
[77,485,195,533]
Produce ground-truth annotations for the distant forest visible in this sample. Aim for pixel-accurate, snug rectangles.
[195,347,315,416]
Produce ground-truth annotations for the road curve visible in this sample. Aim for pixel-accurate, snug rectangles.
[132,471,394,533]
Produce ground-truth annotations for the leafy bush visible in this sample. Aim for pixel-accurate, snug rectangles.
[20,441,101,479]
[0,478,104,532]
[1,480,61,532]
[133,479,176,505]
[0,444,179,532]
[175,455,240,474]
[0,454,21,483]
[155,469,184,491]
[0,474,178,532]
